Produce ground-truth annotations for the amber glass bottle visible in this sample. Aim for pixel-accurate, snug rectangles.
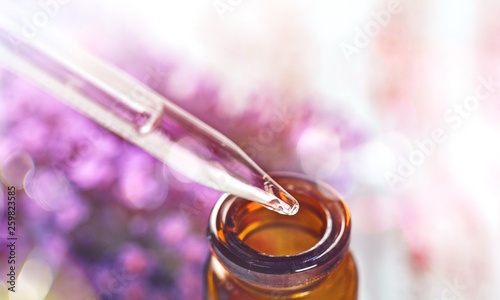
[204,173,358,300]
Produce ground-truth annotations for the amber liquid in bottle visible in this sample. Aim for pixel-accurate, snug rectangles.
[205,173,358,300]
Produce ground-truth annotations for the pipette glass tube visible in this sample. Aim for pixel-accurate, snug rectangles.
[0,8,299,215]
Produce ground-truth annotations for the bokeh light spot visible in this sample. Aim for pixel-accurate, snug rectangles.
[24,168,72,211]
[157,215,189,247]
[0,184,4,219]
[1,151,35,189]
[296,127,342,180]
[10,258,53,300]
[120,171,168,210]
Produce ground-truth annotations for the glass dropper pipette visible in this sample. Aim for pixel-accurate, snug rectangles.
[0,8,299,215]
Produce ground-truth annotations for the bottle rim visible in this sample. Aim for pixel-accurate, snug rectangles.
[207,172,351,288]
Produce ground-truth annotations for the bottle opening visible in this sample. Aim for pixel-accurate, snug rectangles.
[208,173,351,283]
[234,192,327,256]
[206,173,358,298]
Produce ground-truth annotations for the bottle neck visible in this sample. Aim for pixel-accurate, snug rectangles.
[207,173,352,293]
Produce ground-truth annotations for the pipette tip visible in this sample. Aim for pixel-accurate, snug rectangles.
[262,177,300,216]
